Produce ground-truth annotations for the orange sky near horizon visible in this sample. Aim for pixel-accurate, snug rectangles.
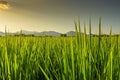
[0,0,120,34]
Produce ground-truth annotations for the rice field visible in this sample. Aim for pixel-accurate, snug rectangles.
[0,18,120,80]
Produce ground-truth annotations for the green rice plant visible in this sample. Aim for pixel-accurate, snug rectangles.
[88,16,92,80]
[0,17,120,80]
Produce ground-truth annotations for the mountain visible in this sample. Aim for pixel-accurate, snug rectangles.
[0,32,5,36]
[66,31,85,36]
[15,30,61,36]
[16,30,35,35]
[0,30,86,37]
[66,31,76,36]
[40,31,61,36]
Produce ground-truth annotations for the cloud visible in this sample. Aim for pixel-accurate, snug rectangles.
[0,0,10,10]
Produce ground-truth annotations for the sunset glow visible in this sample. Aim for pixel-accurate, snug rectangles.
[0,0,120,33]
[0,3,9,10]
[0,0,9,10]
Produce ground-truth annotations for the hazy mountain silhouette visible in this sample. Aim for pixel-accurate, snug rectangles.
[15,30,61,36]
[0,32,5,36]
[0,30,85,36]
[39,31,61,36]
[66,31,75,36]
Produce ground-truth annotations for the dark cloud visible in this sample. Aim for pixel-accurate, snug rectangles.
[0,0,8,5]
[0,0,120,33]
[0,0,10,10]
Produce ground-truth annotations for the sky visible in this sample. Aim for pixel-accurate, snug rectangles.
[0,0,120,34]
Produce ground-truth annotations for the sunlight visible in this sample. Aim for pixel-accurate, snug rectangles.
[0,4,9,10]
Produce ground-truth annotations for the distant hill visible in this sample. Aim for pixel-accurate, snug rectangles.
[0,30,86,37]
[16,30,35,35]
[15,30,61,36]
[66,31,75,36]
[0,32,5,36]
[66,31,86,36]
[39,31,61,36]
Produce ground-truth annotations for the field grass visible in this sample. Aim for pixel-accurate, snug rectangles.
[0,18,120,80]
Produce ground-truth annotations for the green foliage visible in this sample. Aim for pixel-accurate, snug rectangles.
[0,17,120,80]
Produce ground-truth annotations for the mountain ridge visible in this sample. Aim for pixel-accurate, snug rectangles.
[0,30,77,36]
